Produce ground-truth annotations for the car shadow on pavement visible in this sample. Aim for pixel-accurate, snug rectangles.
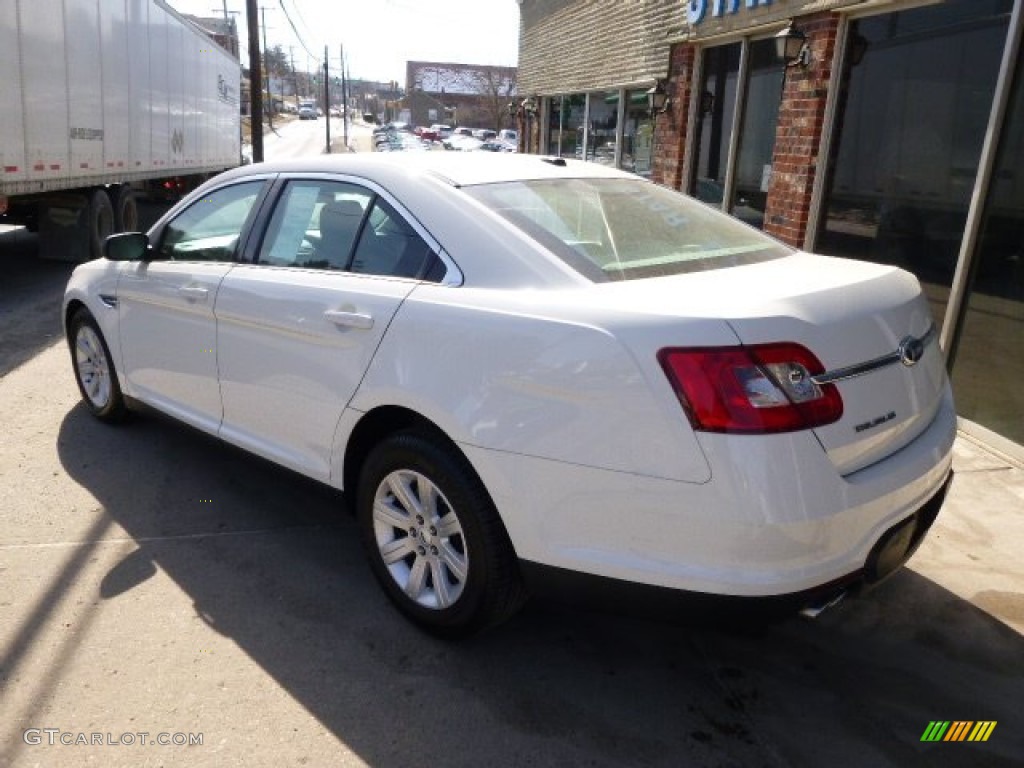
[0,229,73,379]
[52,403,1024,768]
[0,200,171,381]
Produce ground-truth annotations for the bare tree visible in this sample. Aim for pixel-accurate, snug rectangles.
[465,66,517,131]
[409,62,516,129]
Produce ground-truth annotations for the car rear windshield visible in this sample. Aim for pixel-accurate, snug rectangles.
[463,177,791,282]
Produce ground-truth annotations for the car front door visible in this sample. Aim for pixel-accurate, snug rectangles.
[214,177,444,482]
[117,180,267,433]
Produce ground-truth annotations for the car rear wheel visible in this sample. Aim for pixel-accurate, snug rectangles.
[357,430,526,638]
[69,308,126,422]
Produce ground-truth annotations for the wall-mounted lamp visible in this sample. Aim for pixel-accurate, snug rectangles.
[646,79,670,116]
[774,21,810,68]
[507,97,538,118]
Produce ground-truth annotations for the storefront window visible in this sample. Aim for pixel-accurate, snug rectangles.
[623,89,654,178]
[951,35,1024,446]
[817,0,1012,324]
[544,90,652,178]
[586,91,618,164]
[547,94,585,159]
[729,39,784,229]
[691,43,740,209]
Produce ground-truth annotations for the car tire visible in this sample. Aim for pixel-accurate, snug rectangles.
[69,308,127,422]
[357,430,526,638]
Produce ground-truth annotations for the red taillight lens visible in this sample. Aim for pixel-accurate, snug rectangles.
[657,343,843,434]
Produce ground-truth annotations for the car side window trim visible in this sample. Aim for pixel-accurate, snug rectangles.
[149,176,277,264]
[248,171,463,285]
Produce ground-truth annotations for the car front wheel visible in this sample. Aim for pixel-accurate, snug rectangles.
[69,308,126,422]
[357,430,526,638]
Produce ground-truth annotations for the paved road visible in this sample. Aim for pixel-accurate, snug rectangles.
[261,115,345,159]
[256,115,374,159]
[1,146,1022,767]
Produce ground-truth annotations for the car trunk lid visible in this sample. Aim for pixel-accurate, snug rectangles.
[598,252,948,475]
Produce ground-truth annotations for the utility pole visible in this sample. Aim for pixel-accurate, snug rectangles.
[324,46,331,153]
[340,44,349,150]
[246,0,263,162]
[260,5,273,130]
[289,47,298,109]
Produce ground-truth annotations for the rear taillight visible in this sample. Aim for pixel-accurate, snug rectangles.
[658,343,843,434]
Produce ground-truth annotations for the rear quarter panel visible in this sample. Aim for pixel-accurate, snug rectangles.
[344,284,726,484]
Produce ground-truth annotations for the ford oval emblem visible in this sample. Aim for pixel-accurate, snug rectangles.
[899,335,925,367]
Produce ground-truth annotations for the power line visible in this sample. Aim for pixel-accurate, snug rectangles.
[284,0,317,47]
[278,0,318,63]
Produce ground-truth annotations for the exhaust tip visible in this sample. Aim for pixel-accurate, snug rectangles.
[799,590,848,619]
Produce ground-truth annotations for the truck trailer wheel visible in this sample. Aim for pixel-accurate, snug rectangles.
[112,186,139,232]
[88,189,114,261]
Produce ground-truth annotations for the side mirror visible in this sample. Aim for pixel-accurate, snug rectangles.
[104,232,150,261]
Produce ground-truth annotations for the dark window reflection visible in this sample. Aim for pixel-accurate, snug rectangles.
[692,43,741,203]
[951,40,1024,446]
[817,0,1011,324]
[729,39,783,229]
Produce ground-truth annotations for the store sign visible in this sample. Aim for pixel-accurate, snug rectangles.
[688,0,872,30]
[688,0,774,25]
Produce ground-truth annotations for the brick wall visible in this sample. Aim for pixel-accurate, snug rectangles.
[763,12,840,246]
[651,44,695,190]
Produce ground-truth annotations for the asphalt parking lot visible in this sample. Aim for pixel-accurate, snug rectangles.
[1,232,1022,767]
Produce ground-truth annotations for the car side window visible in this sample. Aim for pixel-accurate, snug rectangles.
[155,181,264,262]
[258,180,372,270]
[350,197,443,281]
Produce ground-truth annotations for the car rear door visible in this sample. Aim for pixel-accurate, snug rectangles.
[214,177,444,482]
[116,180,268,433]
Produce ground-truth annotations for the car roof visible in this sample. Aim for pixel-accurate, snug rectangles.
[214,152,638,189]
[192,154,650,290]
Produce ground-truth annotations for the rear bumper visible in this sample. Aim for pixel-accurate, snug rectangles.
[466,384,957,599]
[520,469,952,621]
[863,466,951,584]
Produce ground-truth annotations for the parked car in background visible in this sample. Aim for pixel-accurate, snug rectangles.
[442,134,484,151]
[498,129,518,144]
[473,129,498,141]
[478,139,516,153]
[64,153,956,638]
[430,124,453,140]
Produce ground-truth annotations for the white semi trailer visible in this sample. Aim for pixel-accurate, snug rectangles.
[0,0,242,261]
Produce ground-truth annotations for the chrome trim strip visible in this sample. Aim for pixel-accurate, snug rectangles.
[812,325,936,386]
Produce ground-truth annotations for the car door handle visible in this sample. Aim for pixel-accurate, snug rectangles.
[324,309,374,330]
[179,285,209,302]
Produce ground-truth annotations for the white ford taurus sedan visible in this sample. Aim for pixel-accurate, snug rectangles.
[63,153,956,636]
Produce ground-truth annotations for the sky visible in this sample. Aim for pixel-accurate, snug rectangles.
[166,0,521,85]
